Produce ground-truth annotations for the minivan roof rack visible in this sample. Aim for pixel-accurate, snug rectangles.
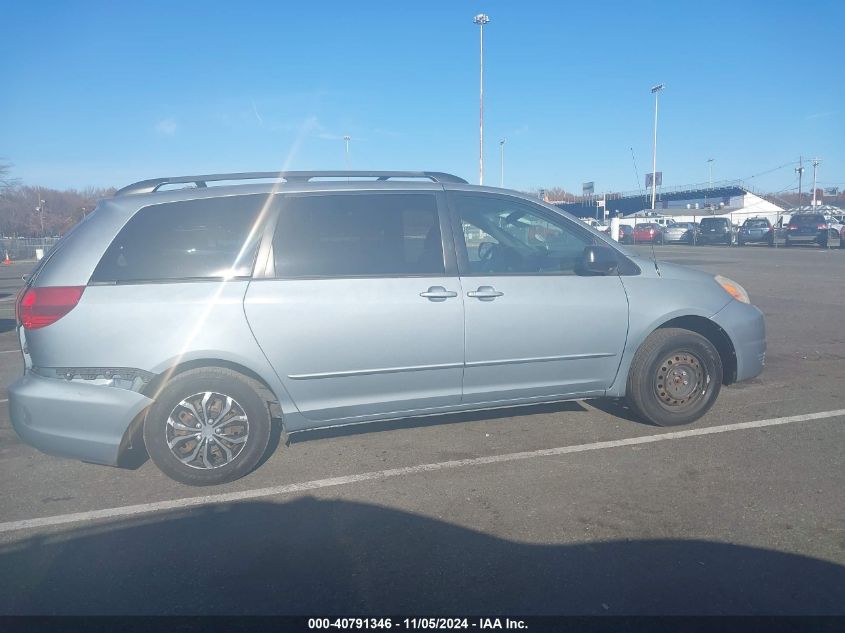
[115,171,468,196]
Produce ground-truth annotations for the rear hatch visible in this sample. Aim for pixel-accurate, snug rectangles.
[790,215,825,236]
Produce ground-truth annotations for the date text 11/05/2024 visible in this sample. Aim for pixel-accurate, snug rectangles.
[308,618,528,630]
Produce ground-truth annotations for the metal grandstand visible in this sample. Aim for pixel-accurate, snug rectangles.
[551,179,791,218]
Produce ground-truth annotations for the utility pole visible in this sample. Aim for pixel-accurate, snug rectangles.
[650,84,665,210]
[795,157,805,209]
[499,138,505,187]
[811,158,821,208]
[343,135,351,169]
[473,13,490,185]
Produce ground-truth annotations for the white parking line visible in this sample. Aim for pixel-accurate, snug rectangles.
[0,350,20,354]
[0,399,7,404]
[0,408,843,535]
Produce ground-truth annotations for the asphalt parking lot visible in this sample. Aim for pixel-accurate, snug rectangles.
[0,245,843,615]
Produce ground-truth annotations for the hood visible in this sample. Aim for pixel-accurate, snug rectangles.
[626,255,720,284]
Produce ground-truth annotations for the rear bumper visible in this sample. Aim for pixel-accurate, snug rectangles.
[9,372,154,466]
[711,300,766,383]
[785,234,820,243]
[698,234,731,244]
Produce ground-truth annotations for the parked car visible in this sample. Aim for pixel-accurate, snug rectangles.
[618,224,634,244]
[663,222,700,244]
[633,223,664,244]
[697,217,735,245]
[10,170,765,485]
[738,218,774,246]
[581,218,610,234]
[785,213,844,248]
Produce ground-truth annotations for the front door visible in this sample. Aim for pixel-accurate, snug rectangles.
[245,191,464,426]
[448,191,629,405]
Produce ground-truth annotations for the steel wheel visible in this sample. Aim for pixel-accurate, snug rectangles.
[165,391,249,470]
[654,351,708,411]
[626,328,722,427]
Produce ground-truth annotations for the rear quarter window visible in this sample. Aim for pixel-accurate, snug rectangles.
[91,195,266,283]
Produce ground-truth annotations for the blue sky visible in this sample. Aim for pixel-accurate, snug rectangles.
[1,0,843,195]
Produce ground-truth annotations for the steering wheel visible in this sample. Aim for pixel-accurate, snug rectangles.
[477,241,496,262]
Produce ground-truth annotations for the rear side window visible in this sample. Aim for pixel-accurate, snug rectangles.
[272,193,444,277]
[91,195,265,283]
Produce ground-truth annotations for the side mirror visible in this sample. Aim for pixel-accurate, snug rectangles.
[576,245,619,276]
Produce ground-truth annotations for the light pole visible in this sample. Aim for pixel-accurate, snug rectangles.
[811,158,821,208]
[473,13,490,185]
[343,135,351,169]
[707,158,714,189]
[650,83,665,210]
[499,138,505,187]
[795,157,805,208]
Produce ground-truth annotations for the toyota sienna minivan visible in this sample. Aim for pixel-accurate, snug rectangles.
[10,171,766,485]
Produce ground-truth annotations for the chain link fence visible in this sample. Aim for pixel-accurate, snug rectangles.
[1,237,60,262]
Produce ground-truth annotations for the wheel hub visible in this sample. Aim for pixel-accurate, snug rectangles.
[655,352,707,408]
[165,391,249,470]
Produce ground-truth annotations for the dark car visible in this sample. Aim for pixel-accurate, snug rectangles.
[785,213,843,248]
[633,223,664,244]
[618,224,634,244]
[738,218,774,246]
[697,217,734,245]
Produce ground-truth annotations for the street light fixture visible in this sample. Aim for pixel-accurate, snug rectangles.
[473,13,490,185]
[499,138,505,188]
[650,83,664,210]
[343,135,351,169]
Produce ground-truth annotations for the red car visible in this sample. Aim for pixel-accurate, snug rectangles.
[633,223,664,244]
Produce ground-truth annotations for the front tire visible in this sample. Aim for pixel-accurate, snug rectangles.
[625,328,723,427]
[143,367,272,486]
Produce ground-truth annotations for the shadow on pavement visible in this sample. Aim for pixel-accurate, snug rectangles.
[0,498,842,615]
[0,319,16,334]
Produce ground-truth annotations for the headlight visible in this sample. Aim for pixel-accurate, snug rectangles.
[715,275,750,304]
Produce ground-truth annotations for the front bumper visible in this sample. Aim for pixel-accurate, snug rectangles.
[711,300,766,383]
[9,372,154,466]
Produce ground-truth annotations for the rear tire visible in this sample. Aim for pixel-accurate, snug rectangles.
[625,328,723,427]
[143,367,272,486]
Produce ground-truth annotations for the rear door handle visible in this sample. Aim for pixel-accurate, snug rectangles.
[420,286,458,301]
[467,286,504,300]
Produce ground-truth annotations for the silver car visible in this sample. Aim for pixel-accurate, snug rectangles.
[663,222,700,244]
[10,171,766,485]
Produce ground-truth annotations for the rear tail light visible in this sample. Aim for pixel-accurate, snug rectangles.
[818,223,829,230]
[788,225,797,231]
[17,286,85,330]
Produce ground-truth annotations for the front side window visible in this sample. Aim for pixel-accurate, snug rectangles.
[272,193,444,277]
[91,195,266,283]
[451,193,593,275]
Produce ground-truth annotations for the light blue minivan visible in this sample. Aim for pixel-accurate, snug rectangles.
[10,171,765,485]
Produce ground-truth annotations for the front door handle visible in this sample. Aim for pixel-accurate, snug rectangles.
[420,286,458,301]
[467,286,504,301]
